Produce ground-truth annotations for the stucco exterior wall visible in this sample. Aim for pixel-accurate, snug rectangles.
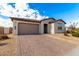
[39,19,55,34]
[39,22,43,34]
[13,20,18,35]
[49,23,55,34]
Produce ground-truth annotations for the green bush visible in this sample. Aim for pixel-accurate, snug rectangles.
[71,29,79,37]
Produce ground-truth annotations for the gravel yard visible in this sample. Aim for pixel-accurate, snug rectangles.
[0,38,17,56]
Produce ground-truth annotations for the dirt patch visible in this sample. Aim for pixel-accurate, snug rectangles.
[0,38,17,56]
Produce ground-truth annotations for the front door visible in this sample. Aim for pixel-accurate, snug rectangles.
[44,24,48,33]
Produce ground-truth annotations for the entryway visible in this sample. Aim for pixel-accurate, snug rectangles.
[44,24,48,33]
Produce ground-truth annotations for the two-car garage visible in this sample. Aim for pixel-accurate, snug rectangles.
[18,23,39,35]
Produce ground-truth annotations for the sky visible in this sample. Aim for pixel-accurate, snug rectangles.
[0,3,79,27]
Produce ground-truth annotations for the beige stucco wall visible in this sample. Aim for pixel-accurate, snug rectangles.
[49,23,55,34]
[13,20,18,35]
[39,22,43,34]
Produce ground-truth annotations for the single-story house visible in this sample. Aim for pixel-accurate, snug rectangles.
[11,17,66,35]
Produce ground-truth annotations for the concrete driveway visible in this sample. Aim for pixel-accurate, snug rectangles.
[14,34,76,56]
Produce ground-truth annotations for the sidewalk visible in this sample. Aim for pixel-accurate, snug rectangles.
[66,46,79,56]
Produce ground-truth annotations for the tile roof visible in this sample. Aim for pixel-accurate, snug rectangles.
[10,17,66,24]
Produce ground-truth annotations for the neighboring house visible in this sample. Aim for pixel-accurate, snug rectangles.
[4,28,9,34]
[11,17,66,35]
[0,27,13,35]
[4,27,13,34]
[0,27,4,34]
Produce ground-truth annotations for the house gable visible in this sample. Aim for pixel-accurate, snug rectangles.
[56,20,66,24]
[41,18,56,24]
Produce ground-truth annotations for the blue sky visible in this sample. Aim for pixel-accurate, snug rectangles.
[0,3,79,27]
[29,3,79,22]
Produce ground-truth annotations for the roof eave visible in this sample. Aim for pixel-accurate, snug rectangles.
[10,17,41,23]
[41,18,56,22]
[56,20,66,24]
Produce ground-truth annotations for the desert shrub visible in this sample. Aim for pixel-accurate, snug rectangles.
[0,35,9,39]
[66,30,70,33]
[71,29,79,37]
[64,31,69,36]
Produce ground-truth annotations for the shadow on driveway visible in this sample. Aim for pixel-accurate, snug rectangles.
[0,43,8,46]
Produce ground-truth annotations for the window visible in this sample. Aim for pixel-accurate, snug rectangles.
[58,23,62,30]
[58,26,62,30]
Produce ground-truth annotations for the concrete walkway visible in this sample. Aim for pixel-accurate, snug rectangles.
[66,46,79,56]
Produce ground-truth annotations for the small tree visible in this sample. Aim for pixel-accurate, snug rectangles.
[69,22,78,30]
[68,22,79,37]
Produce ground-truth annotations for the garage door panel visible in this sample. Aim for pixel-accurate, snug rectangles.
[18,23,39,35]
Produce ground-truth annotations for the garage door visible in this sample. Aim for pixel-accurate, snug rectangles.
[18,23,39,35]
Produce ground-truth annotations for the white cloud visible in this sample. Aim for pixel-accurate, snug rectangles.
[0,17,13,27]
[0,3,48,19]
[0,3,49,27]
[0,18,4,27]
